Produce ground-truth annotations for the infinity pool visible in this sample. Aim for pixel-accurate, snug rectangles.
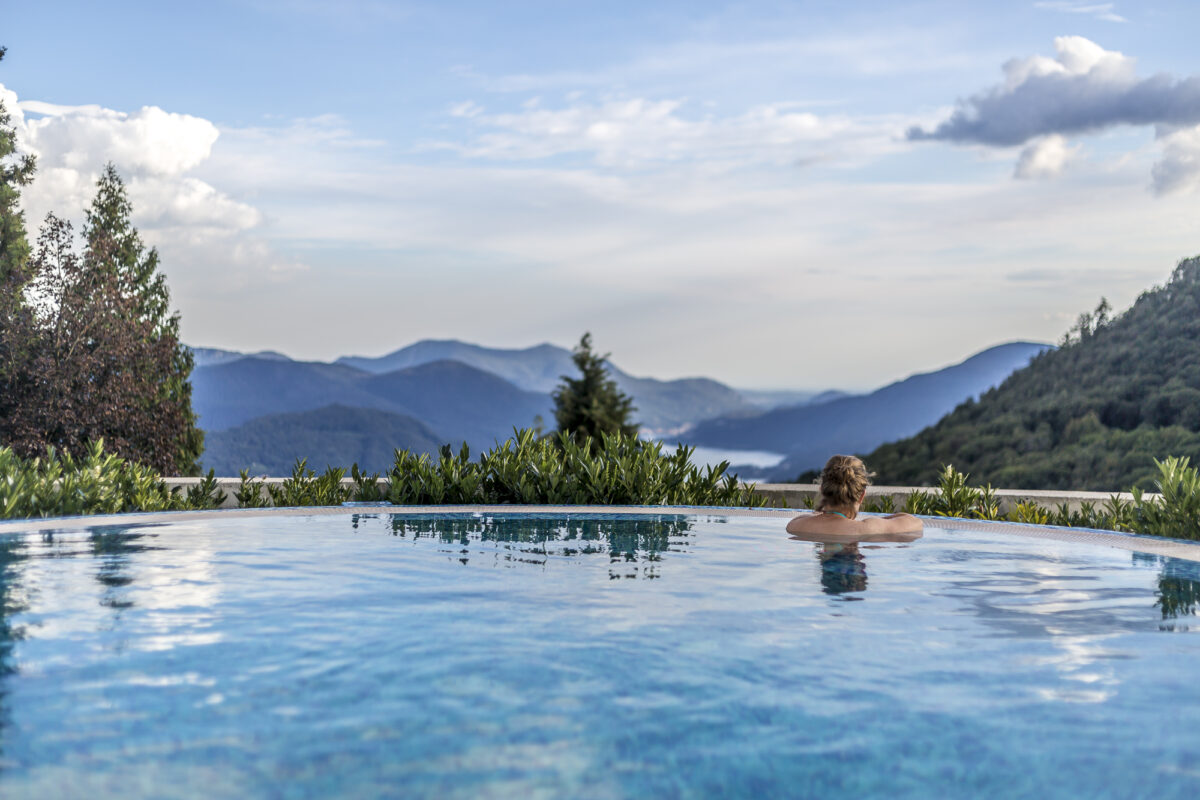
[1,509,1199,798]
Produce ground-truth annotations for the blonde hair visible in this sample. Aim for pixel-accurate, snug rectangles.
[817,455,872,511]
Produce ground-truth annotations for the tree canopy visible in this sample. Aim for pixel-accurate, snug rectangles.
[0,46,35,286]
[553,333,639,443]
[864,256,1200,491]
[0,161,204,475]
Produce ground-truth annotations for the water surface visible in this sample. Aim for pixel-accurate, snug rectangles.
[0,512,1197,798]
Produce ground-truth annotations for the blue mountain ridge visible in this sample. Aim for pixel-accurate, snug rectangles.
[335,340,777,431]
[188,339,1051,478]
[680,341,1053,481]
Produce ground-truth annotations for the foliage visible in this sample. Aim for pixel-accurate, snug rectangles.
[0,46,39,448]
[0,168,202,476]
[0,46,35,286]
[236,470,270,509]
[217,429,762,509]
[1132,456,1200,540]
[266,460,352,507]
[553,332,638,443]
[84,164,204,474]
[365,429,762,508]
[0,441,224,520]
[873,462,1193,539]
[898,466,1001,519]
[866,259,1200,491]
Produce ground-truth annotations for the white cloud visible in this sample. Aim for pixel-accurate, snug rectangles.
[910,37,1200,190]
[1033,2,1127,23]
[455,26,986,98]
[0,83,303,300]
[1152,125,1200,194]
[184,106,1191,388]
[20,101,219,176]
[436,97,906,169]
[1015,134,1077,179]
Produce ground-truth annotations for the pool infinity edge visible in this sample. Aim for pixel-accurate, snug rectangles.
[1,504,1198,562]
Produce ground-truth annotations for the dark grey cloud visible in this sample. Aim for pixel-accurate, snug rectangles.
[907,38,1200,146]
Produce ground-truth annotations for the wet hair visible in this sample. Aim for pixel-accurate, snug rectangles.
[817,455,872,511]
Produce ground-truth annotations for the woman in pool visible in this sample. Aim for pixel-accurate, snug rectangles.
[786,455,923,537]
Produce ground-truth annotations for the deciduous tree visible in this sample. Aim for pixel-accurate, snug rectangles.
[0,168,203,475]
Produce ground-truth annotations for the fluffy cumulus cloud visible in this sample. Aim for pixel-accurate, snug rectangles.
[1,83,292,294]
[1152,126,1200,194]
[20,100,219,176]
[908,37,1200,191]
[443,97,902,169]
[1014,134,1077,179]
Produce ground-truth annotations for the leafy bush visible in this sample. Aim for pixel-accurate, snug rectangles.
[899,465,1002,519]
[1132,456,1200,540]
[887,461,1196,540]
[371,429,763,508]
[266,460,353,507]
[0,441,225,519]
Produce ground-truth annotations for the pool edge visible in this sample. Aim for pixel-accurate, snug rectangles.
[3,505,1199,563]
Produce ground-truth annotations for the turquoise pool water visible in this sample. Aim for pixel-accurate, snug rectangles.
[1,511,1198,798]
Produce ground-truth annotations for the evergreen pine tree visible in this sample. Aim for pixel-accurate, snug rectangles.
[0,46,39,438]
[553,333,639,443]
[82,164,204,474]
[0,47,35,285]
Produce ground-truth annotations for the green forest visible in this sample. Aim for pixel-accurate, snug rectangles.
[865,255,1200,491]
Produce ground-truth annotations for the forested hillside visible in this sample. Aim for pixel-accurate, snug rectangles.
[202,405,444,476]
[684,342,1050,478]
[865,256,1200,490]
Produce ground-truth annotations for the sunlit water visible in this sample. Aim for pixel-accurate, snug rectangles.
[1,511,1198,798]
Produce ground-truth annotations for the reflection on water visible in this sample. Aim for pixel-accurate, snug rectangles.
[351,513,695,580]
[90,527,163,613]
[816,543,868,597]
[1131,552,1200,625]
[0,535,30,769]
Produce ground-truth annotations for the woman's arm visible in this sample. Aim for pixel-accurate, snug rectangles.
[862,513,924,534]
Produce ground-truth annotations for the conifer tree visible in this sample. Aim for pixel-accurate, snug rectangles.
[0,47,35,285]
[82,164,204,474]
[0,166,204,475]
[0,46,38,438]
[553,333,639,443]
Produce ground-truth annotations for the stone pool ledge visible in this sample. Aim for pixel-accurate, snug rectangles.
[158,477,1152,515]
[751,484,1149,514]
[3,502,1199,563]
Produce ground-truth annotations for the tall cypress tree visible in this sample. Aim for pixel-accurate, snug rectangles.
[83,164,204,475]
[0,46,38,439]
[0,47,35,285]
[553,333,639,443]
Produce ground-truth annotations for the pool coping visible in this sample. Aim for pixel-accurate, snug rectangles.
[3,504,1199,563]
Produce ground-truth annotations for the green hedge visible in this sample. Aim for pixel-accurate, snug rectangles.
[842,458,1199,540]
[6,432,1200,543]
[0,441,225,518]
[238,429,763,508]
[0,429,764,520]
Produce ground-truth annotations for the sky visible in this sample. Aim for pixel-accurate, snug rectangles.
[2,0,1200,391]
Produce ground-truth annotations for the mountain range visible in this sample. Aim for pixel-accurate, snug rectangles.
[334,339,787,431]
[203,405,445,476]
[680,341,1053,480]
[190,338,1051,478]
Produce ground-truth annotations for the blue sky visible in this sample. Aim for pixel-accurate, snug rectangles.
[3,1,1200,389]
